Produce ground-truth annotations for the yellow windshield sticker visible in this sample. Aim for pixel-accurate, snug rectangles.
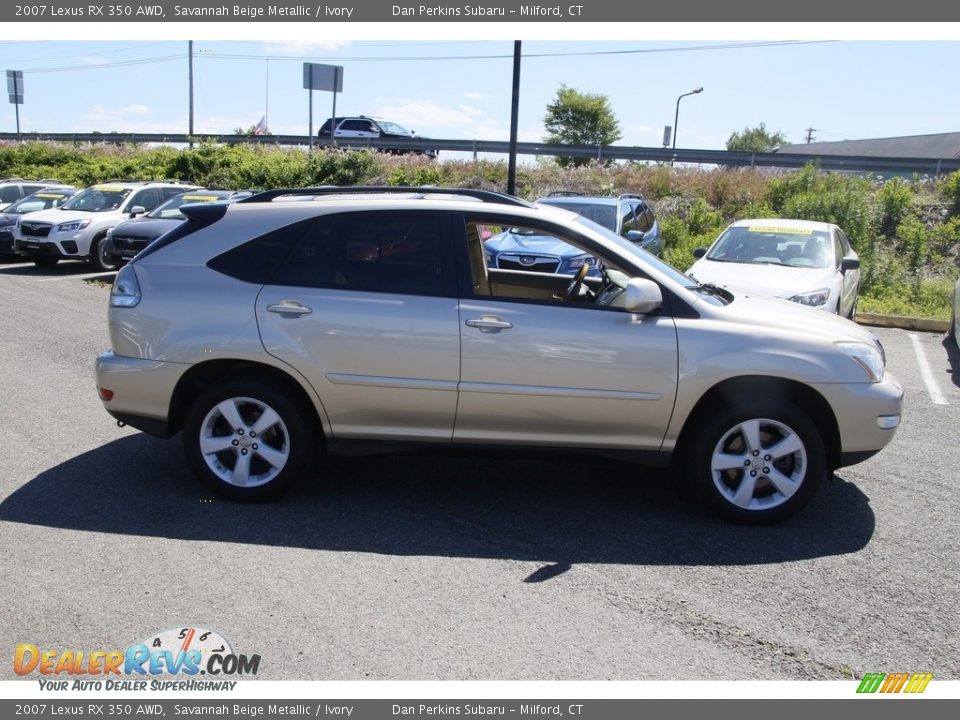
[747,225,814,235]
[180,195,219,202]
[34,193,66,199]
[93,185,126,192]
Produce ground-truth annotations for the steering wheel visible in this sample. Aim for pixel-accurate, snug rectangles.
[563,262,590,302]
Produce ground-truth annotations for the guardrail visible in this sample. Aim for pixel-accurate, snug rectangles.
[2,132,959,176]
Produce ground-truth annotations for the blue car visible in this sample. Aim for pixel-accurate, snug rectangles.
[484,193,662,278]
[483,226,600,276]
[538,192,662,256]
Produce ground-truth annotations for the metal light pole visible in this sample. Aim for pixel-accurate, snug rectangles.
[671,86,703,151]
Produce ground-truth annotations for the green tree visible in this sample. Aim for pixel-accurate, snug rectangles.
[544,85,622,167]
[726,123,787,153]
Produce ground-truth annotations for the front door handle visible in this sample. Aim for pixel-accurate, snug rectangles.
[267,301,312,316]
[465,316,513,333]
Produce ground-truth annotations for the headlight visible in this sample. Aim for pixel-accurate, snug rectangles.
[788,288,831,307]
[836,341,885,382]
[567,255,597,269]
[56,219,92,232]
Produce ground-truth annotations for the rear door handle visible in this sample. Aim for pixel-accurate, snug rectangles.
[465,316,513,333]
[267,301,312,316]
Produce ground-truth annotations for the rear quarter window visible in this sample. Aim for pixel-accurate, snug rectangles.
[206,219,310,284]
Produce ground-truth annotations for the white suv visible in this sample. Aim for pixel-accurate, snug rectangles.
[14,180,199,270]
[95,187,903,524]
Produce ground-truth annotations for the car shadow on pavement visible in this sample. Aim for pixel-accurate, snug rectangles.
[0,433,875,573]
[943,334,960,389]
[0,260,92,276]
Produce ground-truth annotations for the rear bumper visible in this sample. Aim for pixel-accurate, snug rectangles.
[95,351,190,438]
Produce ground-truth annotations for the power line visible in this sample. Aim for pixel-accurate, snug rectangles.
[15,39,836,76]
[202,40,836,63]
[1,42,170,64]
[22,54,186,74]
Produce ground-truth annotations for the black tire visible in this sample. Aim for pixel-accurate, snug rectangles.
[182,378,313,501]
[684,402,826,524]
[89,234,119,272]
[33,256,59,268]
[845,293,859,321]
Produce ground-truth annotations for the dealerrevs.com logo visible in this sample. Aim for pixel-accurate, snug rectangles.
[14,627,260,691]
[856,673,933,694]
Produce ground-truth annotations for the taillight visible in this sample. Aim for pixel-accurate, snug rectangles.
[110,264,141,308]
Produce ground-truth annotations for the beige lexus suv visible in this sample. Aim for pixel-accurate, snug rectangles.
[95,187,903,523]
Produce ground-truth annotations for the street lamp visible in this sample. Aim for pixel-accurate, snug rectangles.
[671,86,703,151]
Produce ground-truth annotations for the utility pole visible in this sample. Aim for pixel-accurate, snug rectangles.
[805,127,817,144]
[188,41,194,148]
[507,41,521,197]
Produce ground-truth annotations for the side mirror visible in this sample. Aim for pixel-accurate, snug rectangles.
[128,206,146,217]
[693,247,708,259]
[841,257,860,272]
[624,230,644,243]
[624,278,663,314]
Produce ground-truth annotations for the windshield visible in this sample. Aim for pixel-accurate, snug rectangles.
[541,200,617,231]
[62,186,131,213]
[572,215,695,288]
[706,225,832,269]
[4,192,73,215]
[147,193,225,219]
[377,121,411,134]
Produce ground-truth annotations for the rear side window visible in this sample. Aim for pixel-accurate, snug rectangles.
[271,212,454,297]
[207,220,309,284]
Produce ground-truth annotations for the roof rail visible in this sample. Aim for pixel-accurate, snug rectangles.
[0,177,25,183]
[101,179,142,184]
[618,193,643,201]
[239,186,533,208]
[543,190,582,198]
[37,178,62,183]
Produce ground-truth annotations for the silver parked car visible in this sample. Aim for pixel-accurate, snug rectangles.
[95,187,903,523]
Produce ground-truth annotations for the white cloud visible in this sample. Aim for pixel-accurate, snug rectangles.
[370,97,522,141]
[463,91,483,100]
[261,41,351,56]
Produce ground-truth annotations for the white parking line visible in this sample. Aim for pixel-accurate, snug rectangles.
[909,332,948,406]
[37,271,116,283]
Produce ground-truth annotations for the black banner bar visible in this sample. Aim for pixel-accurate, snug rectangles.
[2,0,960,22]
[1,699,959,720]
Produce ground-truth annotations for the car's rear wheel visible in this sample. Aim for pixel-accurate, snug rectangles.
[685,402,826,524]
[89,234,119,272]
[183,378,312,501]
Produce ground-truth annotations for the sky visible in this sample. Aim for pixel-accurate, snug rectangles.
[1,27,960,154]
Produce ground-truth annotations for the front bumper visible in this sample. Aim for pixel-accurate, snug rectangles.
[95,351,190,438]
[815,371,904,467]
[15,238,76,259]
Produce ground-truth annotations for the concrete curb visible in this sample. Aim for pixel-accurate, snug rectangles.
[856,312,951,333]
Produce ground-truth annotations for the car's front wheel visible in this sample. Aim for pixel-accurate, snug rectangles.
[685,402,826,524]
[182,378,313,501]
[89,234,119,272]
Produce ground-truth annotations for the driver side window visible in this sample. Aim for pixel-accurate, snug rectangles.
[466,218,623,308]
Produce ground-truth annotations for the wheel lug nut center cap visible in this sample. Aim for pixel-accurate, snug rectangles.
[238,436,252,448]
[751,457,764,470]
